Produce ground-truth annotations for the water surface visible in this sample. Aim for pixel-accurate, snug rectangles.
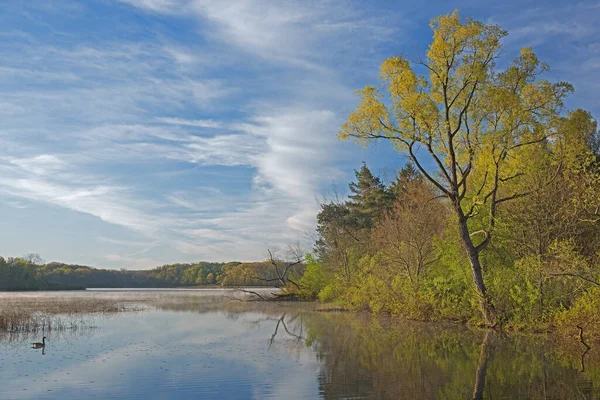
[1,290,599,399]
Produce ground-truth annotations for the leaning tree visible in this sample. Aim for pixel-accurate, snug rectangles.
[339,10,579,325]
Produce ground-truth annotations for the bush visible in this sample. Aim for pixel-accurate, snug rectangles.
[555,286,600,340]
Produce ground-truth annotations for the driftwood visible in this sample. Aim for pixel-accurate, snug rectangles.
[232,247,306,302]
[229,287,302,302]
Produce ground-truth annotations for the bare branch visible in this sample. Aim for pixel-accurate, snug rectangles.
[547,273,600,287]
[509,136,549,151]
[231,286,272,301]
[496,191,534,205]
[408,142,451,196]
[499,172,525,182]
[425,136,453,185]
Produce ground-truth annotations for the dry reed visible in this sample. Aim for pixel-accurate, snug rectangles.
[0,296,142,333]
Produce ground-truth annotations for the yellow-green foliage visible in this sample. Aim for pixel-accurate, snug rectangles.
[555,287,600,339]
[298,254,328,299]
[308,10,599,332]
[421,234,478,321]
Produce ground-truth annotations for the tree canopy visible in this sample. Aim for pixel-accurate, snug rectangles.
[337,10,594,325]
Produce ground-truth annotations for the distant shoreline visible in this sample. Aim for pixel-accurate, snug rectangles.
[0,285,281,292]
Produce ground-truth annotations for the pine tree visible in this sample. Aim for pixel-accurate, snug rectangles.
[389,163,423,200]
[347,162,392,228]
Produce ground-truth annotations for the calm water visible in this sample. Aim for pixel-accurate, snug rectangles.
[1,290,599,399]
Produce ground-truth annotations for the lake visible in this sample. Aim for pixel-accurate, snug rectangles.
[0,289,599,399]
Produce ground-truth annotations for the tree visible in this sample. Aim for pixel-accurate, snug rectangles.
[388,162,422,199]
[264,247,305,290]
[313,164,389,286]
[372,174,447,288]
[23,253,44,266]
[347,162,392,228]
[232,246,307,300]
[206,273,214,284]
[338,10,575,325]
[315,201,362,284]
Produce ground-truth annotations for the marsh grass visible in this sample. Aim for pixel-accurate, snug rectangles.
[0,288,280,335]
[0,296,143,334]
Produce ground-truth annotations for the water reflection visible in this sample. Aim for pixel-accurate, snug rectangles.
[0,290,599,399]
[304,313,600,399]
[267,314,304,348]
[472,330,493,400]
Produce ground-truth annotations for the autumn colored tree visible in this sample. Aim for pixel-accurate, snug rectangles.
[339,10,577,325]
[372,170,447,288]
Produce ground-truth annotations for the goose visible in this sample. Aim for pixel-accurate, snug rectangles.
[31,336,46,349]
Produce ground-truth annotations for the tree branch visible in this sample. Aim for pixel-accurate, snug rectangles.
[407,142,451,196]
[547,273,600,287]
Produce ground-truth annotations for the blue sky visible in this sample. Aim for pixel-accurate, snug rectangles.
[0,0,598,269]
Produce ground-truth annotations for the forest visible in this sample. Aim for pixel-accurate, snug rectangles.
[292,11,600,332]
[0,257,301,291]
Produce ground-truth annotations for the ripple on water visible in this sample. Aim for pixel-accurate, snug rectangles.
[1,290,600,399]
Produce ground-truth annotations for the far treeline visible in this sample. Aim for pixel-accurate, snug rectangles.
[284,11,600,332]
[0,256,303,291]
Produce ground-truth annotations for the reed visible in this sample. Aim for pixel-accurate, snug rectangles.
[0,296,141,333]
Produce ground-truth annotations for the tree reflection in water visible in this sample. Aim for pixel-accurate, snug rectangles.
[2,293,598,399]
[300,313,600,399]
[153,295,600,399]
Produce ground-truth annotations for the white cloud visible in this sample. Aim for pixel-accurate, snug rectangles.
[0,0,396,267]
[241,108,341,200]
[0,175,160,235]
[122,0,394,69]
[3,199,28,209]
[157,117,222,128]
[119,0,187,14]
[164,46,199,65]
[97,236,157,248]
[9,154,67,176]
[0,42,233,137]
[0,154,166,237]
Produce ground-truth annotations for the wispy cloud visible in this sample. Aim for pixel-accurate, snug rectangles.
[8,154,68,176]
[1,1,595,269]
[119,0,185,14]
[123,0,395,69]
[242,108,341,201]
[156,117,222,129]
[0,173,162,235]
[487,1,600,114]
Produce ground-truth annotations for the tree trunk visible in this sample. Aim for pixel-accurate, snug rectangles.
[457,216,498,326]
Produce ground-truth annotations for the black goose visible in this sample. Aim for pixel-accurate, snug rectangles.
[31,336,46,349]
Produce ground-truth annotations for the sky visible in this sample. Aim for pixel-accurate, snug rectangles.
[0,0,598,269]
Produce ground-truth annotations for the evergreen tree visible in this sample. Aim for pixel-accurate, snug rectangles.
[389,163,422,200]
[347,162,392,228]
